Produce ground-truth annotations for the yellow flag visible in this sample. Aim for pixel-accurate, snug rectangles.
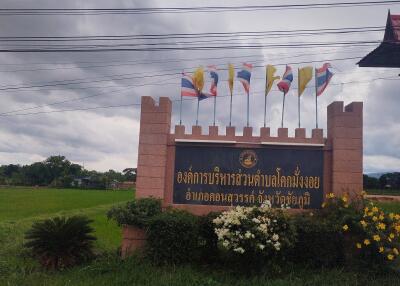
[228,63,234,96]
[193,66,204,94]
[298,66,313,96]
[265,65,280,95]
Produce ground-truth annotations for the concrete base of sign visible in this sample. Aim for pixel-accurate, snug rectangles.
[121,225,146,258]
[136,96,363,215]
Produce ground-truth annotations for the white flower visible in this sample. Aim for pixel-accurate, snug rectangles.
[233,247,245,254]
[222,240,230,248]
[274,242,281,251]
[245,231,252,239]
[252,218,261,224]
[258,244,265,250]
[261,200,272,209]
[272,234,279,241]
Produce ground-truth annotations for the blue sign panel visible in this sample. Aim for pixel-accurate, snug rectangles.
[173,145,324,209]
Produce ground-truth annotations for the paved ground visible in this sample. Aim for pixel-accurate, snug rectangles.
[366,195,400,202]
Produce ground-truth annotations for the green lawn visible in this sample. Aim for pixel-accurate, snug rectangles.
[1,187,400,286]
[0,187,133,222]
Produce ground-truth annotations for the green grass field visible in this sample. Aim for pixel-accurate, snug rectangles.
[1,187,400,286]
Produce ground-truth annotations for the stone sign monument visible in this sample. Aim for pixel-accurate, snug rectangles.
[135,96,363,215]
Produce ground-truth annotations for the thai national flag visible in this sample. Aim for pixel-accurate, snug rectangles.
[198,65,219,100]
[181,73,197,97]
[316,63,333,96]
[237,63,252,95]
[277,65,293,94]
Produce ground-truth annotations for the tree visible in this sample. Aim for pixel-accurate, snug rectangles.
[123,168,137,182]
[363,175,379,189]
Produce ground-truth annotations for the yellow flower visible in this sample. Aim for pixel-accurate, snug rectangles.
[379,247,384,253]
[342,196,348,203]
[395,225,400,233]
[379,214,385,220]
[364,239,370,246]
[388,237,392,242]
[327,193,335,199]
[343,225,349,231]
[344,204,349,208]
[389,213,395,219]
[388,254,394,261]
[394,248,399,255]
[356,243,362,249]
[372,206,379,213]
[360,220,367,227]
[364,207,369,212]
[321,202,326,208]
[373,235,381,242]
[368,212,374,217]
[395,214,400,220]
[390,233,395,239]
[377,223,386,230]
[372,216,378,222]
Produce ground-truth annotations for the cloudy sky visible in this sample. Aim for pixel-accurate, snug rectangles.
[0,0,399,173]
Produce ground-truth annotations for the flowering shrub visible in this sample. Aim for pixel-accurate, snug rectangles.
[322,191,400,266]
[213,201,295,258]
[351,202,400,263]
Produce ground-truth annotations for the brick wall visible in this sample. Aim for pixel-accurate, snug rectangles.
[135,97,171,199]
[327,101,363,198]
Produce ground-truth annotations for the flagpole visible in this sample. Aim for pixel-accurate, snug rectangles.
[180,71,183,125]
[281,92,286,128]
[298,95,301,128]
[179,94,183,125]
[264,90,267,128]
[246,92,250,127]
[196,96,200,126]
[229,92,233,126]
[298,68,300,128]
[315,68,318,129]
[213,95,216,126]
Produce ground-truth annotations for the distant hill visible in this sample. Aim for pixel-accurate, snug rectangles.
[366,172,399,179]
[366,172,386,179]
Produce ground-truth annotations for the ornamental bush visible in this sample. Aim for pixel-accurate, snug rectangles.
[213,201,296,268]
[24,216,96,270]
[311,191,400,268]
[347,201,400,266]
[107,197,162,228]
[290,214,346,267]
[197,212,221,263]
[146,209,200,265]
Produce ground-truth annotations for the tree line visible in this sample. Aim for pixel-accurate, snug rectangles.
[363,173,400,190]
[0,155,136,189]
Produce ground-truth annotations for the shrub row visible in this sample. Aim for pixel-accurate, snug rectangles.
[109,195,400,271]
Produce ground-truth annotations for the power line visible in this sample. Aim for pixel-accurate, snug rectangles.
[1,76,397,117]
[0,26,385,41]
[0,40,380,52]
[0,47,372,72]
[0,53,392,93]
[0,1,399,15]
[0,76,179,115]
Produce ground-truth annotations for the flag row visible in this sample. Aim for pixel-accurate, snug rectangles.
[181,63,334,99]
[180,63,334,128]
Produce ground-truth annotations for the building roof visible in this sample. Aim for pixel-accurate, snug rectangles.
[358,11,400,68]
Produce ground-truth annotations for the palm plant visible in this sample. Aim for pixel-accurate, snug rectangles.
[24,216,96,270]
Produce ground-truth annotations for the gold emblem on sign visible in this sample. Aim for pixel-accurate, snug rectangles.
[239,150,258,168]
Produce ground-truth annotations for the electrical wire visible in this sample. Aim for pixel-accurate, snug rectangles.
[0,1,399,15]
